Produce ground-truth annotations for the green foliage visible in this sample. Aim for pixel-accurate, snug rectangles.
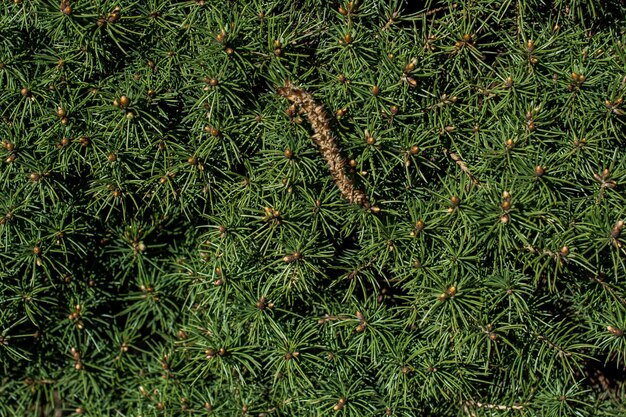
[1,0,626,416]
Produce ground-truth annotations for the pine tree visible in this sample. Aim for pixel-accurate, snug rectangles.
[1,1,626,416]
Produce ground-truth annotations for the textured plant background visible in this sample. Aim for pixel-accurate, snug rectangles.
[1,0,626,416]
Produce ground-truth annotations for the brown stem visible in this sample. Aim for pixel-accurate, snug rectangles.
[444,148,480,186]
[593,275,626,306]
[534,332,572,357]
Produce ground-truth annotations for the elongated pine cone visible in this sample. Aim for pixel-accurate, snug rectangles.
[277,81,375,210]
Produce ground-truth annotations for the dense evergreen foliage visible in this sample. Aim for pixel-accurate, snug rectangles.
[1,1,626,415]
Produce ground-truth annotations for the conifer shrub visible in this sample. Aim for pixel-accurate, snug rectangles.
[1,1,626,416]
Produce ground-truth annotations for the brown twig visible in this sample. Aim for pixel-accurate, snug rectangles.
[444,148,480,186]
[277,81,376,210]
[534,332,572,357]
[593,275,626,306]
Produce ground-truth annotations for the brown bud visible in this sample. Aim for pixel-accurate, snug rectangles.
[107,6,121,23]
[602,168,610,179]
[534,165,544,176]
[607,325,624,336]
[611,226,622,239]
[284,148,293,159]
[356,311,365,322]
[119,95,129,108]
[560,246,569,256]
[450,196,460,207]
[447,286,457,296]
[107,153,117,162]
[56,107,66,118]
[371,85,380,96]
[333,398,347,411]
